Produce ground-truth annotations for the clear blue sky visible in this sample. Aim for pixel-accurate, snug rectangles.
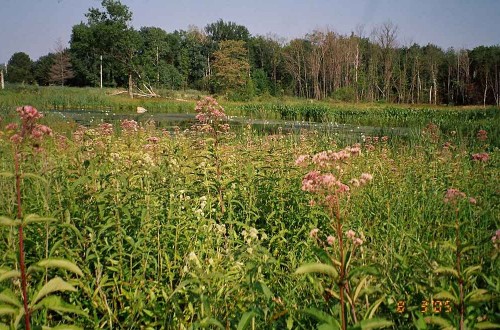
[1,0,499,64]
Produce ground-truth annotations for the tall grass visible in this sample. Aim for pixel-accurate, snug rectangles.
[0,100,498,329]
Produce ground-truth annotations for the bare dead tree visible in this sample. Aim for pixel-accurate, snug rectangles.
[49,39,74,86]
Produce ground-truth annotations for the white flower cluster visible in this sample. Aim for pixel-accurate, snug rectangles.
[242,227,267,245]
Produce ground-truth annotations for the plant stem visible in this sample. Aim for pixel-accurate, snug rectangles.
[14,150,30,330]
[332,195,346,330]
[455,207,464,330]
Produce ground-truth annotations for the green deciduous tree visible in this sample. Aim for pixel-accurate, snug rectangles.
[33,53,55,86]
[212,40,250,97]
[6,52,33,84]
[70,0,141,96]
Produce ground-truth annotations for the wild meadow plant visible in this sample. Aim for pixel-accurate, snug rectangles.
[295,146,392,329]
[425,185,498,330]
[191,96,230,216]
[0,106,85,329]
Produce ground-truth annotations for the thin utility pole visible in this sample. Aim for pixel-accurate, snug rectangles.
[100,55,103,89]
[1,68,4,89]
[156,46,159,85]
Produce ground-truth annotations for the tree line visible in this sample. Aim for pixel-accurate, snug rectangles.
[3,0,499,105]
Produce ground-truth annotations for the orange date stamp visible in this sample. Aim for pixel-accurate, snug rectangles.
[396,300,453,314]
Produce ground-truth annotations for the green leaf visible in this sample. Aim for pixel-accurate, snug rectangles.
[41,325,84,330]
[353,318,393,329]
[33,259,84,277]
[464,265,482,277]
[475,321,500,329]
[0,305,17,315]
[237,311,256,330]
[301,307,339,329]
[198,317,224,329]
[348,266,380,280]
[434,290,458,304]
[466,289,491,303]
[295,263,339,279]
[460,245,477,255]
[22,173,49,185]
[440,241,457,251]
[365,296,386,319]
[424,316,454,329]
[0,216,20,227]
[34,296,87,317]
[434,267,458,278]
[258,281,273,300]
[24,214,56,225]
[0,289,21,308]
[14,307,24,329]
[0,172,14,179]
[353,276,370,302]
[0,322,10,330]
[0,269,21,282]
[31,277,77,306]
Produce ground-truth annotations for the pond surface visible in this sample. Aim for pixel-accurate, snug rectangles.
[44,109,408,137]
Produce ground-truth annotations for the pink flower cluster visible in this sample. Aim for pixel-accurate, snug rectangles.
[311,148,355,167]
[308,228,336,246]
[471,152,489,162]
[295,155,310,167]
[477,129,488,141]
[121,119,139,134]
[365,136,388,143]
[72,125,87,142]
[17,105,42,122]
[6,106,52,145]
[444,188,476,205]
[346,229,363,245]
[302,171,349,195]
[195,96,227,123]
[97,123,114,136]
[492,229,500,249]
[147,136,160,144]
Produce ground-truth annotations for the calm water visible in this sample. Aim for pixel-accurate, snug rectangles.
[43,109,408,137]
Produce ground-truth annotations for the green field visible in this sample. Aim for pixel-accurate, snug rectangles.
[0,89,498,329]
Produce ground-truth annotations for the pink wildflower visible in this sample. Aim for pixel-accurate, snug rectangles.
[444,188,466,204]
[309,228,319,238]
[477,130,488,141]
[346,230,356,239]
[354,238,363,246]
[195,96,227,123]
[312,151,329,167]
[10,134,23,145]
[348,146,362,156]
[492,230,500,249]
[360,173,373,182]
[336,182,350,194]
[5,123,18,131]
[443,142,453,150]
[349,178,360,187]
[295,155,309,167]
[471,152,489,162]
[326,235,335,245]
[97,123,114,136]
[302,171,335,192]
[468,197,477,205]
[121,119,139,133]
[147,136,160,144]
[17,105,42,121]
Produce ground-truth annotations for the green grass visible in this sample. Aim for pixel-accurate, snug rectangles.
[0,96,498,329]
